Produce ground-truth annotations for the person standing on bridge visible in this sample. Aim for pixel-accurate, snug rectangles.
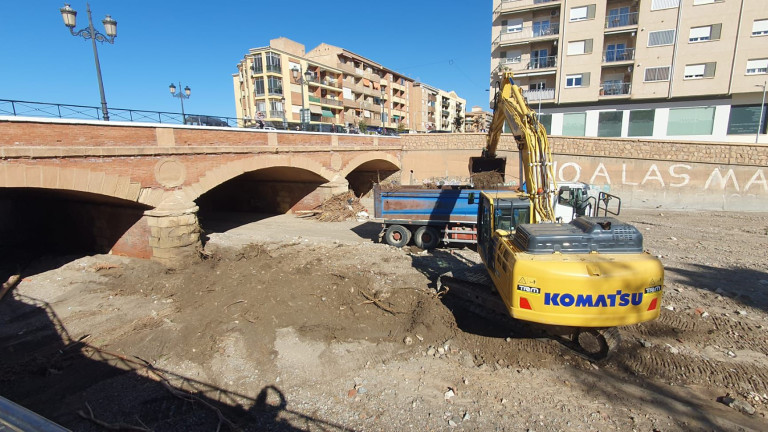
[256,111,265,129]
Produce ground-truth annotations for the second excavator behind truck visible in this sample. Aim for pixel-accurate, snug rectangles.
[466,72,664,359]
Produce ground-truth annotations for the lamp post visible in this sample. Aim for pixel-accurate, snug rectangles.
[291,65,312,131]
[169,82,191,123]
[60,3,117,121]
[757,81,767,144]
[279,96,288,130]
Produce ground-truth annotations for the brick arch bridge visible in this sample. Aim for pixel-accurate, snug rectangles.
[0,118,401,265]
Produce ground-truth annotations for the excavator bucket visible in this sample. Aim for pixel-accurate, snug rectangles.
[469,156,506,177]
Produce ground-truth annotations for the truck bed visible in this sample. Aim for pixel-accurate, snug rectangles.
[373,184,513,226]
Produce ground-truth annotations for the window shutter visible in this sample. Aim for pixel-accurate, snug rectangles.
[711,23,722,40]
[587,4,596,19]
[648,29,676,46]
[582,72,591,86]
[585,39,593,53]
[704,62,717,77]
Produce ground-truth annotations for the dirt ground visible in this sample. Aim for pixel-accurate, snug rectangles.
[1,208,768,431]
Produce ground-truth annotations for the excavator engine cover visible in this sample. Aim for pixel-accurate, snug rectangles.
[470,156,507,176]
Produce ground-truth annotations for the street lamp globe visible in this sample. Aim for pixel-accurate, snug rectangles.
[291,66,299,79]
[184,86,191,97]
[169,83,176,94]
[60,4,77,28]
[102,15,117,37]
[304,70,312,81]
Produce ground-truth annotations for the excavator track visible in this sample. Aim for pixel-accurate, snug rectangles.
[437,266,622,362]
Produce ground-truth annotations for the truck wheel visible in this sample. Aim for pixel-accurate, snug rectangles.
[414,226,440,249]
[385,225,411,247]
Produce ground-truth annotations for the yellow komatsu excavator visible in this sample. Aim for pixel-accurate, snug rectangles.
[470,73,664,358]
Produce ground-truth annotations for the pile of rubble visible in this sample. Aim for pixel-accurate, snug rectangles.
[470,171,505,189]
[311,190,369,222]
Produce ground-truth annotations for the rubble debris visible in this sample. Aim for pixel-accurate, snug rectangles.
[719,394,756,415]
[470,171,505,189]
[311,190,368,222]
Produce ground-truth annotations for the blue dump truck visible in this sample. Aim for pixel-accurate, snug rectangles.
[372,182,611,249]
[372,184,512,249]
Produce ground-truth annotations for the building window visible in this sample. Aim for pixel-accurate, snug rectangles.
[566,74,583,87]
[689,24,721,42]
[267,76,282,96]
[565,73,590,88]
[597,111,623,137]
[667,107,715,136]
[746,59,768,74]
[728,105,768,135]
[651,0,680,11]
[648,29,676,47]
[500,50,522,63]
[567,39,593,55]
[501,18,523,33]
[644,66,671,82]
[753,19,768,36]
[253,77,265,96]
[684,63,716,79]
[562,113,586,136]
[265,52,281,73]
[570,6,587,21]
[251,55,263,74]
[628,110,655,137]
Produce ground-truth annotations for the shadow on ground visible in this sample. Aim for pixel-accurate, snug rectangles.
[0,293,353,432]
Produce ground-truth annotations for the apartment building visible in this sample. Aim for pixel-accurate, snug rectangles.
[465,106,493,132]
[233,38,445,133]
[409,83,467,132]
[490,0,768,142]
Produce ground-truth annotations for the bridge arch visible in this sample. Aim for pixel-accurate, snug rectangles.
[340,152,401,196]
[0,163,144,202]
[184,155,336,201]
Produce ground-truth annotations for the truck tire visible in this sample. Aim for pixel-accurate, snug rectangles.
[385,225,411,247]
[414,226,440,249]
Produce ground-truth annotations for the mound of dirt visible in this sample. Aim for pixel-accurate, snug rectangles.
[471,171,505,189]
[312,191,368,222]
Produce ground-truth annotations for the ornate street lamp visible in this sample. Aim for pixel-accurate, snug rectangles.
[169,82,191,123]
[291,65,313,130]
[60,3,117,121]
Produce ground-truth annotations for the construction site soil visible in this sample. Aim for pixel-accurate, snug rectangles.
[2,208,768,431]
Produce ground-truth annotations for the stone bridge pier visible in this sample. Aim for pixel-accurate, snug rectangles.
[143,178,351,267]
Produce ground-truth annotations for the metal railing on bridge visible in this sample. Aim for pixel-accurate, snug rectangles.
[0,99,242,127]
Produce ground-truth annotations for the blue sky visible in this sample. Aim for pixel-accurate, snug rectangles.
[1,1,492,120]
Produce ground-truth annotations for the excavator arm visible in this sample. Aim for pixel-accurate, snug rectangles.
[471,72,558,223]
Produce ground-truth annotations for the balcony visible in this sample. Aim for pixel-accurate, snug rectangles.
[602,48,635,63]
[267,110,284,119]
[605,12,638,30]
[319,97,342,107]
[494,0,560,19]
[600,82,631,97]
[337,62,356,75]
[266,64,282,74]
[522,88,555,101]
[343,98,359,108]
[492,23,560,48]
[526,55,557,70]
